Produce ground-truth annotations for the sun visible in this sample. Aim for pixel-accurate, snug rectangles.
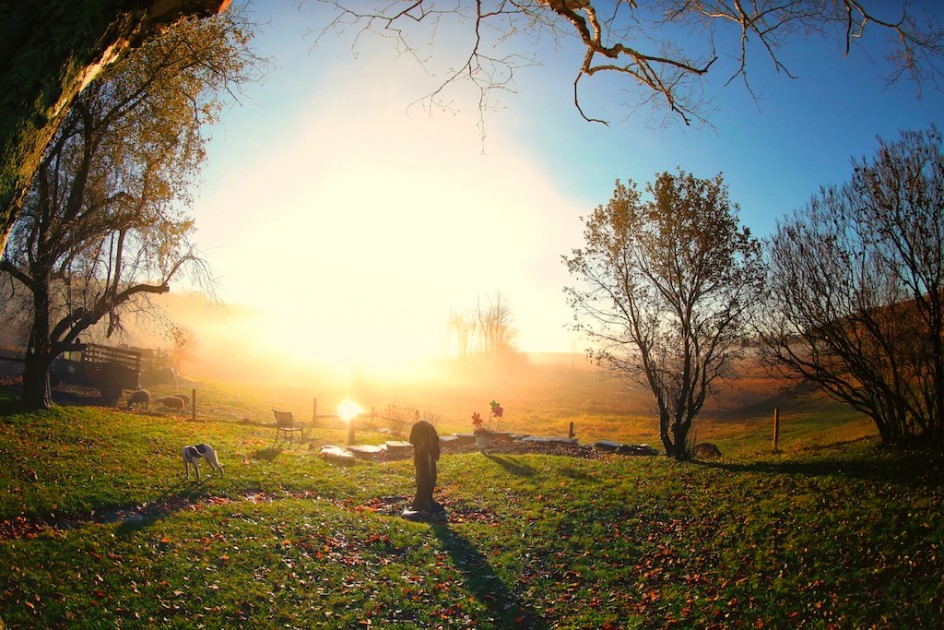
[337,399,364,422]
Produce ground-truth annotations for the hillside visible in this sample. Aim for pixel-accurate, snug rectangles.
[0,386,938,628]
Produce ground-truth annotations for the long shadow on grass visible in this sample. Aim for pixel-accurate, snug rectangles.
[430,522,548,629]
[0,384,93,415]
[112,480,224,536]
[484,453,536,477]
[695,449,944,488]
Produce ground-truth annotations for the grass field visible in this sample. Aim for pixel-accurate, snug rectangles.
[0,365,941,628]
[152,355,879,458]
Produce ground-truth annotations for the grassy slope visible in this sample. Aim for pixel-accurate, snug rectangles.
[162,355,879,459]
[0,380,941,628]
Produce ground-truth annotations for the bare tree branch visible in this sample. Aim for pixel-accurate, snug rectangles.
[312,1,944,126]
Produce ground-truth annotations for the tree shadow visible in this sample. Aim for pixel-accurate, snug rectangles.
[694,446,944,488]
[252,446,283,461]
[50,386,110,407]
[112,478,226,536]
[484,453,536,477]
[430,522,548,629]
[0,387,27,416]
[558,464,601,483]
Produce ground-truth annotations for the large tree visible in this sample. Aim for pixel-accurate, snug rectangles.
[564,171,763,459]
[1,13,256,410]
[0,0,230,258]
[762,127,944,449]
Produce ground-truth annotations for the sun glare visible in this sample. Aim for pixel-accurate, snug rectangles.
[337,399,364,422]
[185,54,587,382]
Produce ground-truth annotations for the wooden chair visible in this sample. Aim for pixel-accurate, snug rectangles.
[273,409,305,443]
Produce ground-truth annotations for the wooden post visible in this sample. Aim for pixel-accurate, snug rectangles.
[569,421,575,439]
[191,388,196,422]
[773,407,780,451]
[312,398,317,423]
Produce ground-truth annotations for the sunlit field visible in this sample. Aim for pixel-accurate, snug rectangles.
[0,368,937,628]
[134,352,876,458]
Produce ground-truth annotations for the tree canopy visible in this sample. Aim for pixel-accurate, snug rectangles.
[1,12,258,409]
[0,0,231,258]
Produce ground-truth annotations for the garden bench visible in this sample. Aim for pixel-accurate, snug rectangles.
[273,409,306,443]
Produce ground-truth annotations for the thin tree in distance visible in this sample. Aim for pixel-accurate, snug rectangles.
[447,292,519,361]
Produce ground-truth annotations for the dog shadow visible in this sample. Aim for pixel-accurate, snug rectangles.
[114,480,220,537]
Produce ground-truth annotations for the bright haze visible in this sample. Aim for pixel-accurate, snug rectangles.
[164,1,944,383]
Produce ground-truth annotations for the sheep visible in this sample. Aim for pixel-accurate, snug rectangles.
[173,393,191,410]
[127,389,151,410]
[694,442,723,460]
[157,396,185,413]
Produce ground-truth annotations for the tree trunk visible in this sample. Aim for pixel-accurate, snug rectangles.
[660,426,684,459]
[23,278,54,409]
[22,276,53,410]
[22,352,52,410]
[660,412,694,460]
[672,419,692,461]
[659,411,673,456]
[0,0,230,253]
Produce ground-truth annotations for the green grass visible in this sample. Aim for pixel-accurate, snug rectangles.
[139,359,878,460]
[0,383,941,628]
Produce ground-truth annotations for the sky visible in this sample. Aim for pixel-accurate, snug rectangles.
[183,1,944,375]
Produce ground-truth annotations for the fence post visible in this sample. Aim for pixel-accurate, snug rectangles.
[191,388,196,422]
[773,407,780,451]
[569,421,575,439]
[312,398,317,423]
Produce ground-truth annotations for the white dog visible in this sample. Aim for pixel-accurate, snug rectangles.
[182,443,224,480]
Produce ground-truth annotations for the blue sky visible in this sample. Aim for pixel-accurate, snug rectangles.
[187,2,944,371]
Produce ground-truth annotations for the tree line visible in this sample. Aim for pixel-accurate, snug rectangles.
[565,128,944,457]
